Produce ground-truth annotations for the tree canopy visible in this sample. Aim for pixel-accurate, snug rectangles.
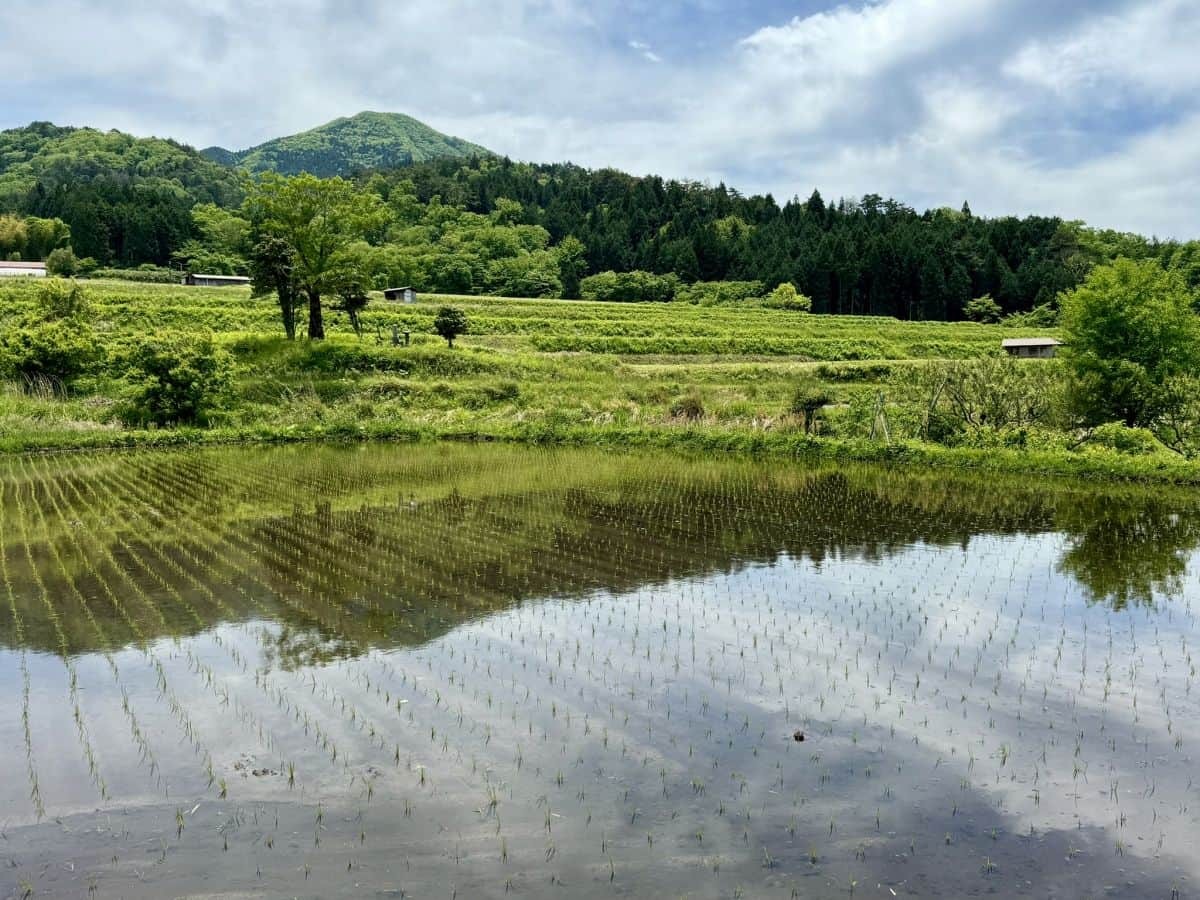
[1060,259,1200,430]
[244,173,388,338]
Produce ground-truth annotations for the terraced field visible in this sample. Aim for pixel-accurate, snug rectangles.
[0,279,1082,466]
[2,280,1053,358]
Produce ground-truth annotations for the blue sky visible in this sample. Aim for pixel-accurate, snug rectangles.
[1,0,1198,237]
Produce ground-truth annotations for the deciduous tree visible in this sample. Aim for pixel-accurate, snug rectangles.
[245,174,389,339]
[1060,259,1200,430]
[433,306,469,348]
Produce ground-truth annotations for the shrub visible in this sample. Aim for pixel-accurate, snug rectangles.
[764,282,812,311]
[0,320,102,391]
[670,393,705,421]
[90,266,180,284]
[1088,422,1161,456]
[35,278,91,320]
[898,357,1062,443]
[118,334,232,426]
[676,281,765,305]
[45,247,79,277]
[0,279,99,391]
[788,376,834,433]
[580,270,679,303]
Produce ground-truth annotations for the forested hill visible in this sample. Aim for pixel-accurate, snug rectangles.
[388,157,1197,319]
[0,121,241,262]
[202,112,492,177]
[1,118,1194,320]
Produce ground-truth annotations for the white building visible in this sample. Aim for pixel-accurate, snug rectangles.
[0,261,47,278]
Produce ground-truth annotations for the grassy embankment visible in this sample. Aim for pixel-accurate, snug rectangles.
[2,279,1199,483]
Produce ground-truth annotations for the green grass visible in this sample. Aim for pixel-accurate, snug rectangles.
[4,278,1197,484]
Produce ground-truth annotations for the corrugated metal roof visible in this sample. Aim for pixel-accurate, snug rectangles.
[0,260,46,269]
[1002,338,1062,347]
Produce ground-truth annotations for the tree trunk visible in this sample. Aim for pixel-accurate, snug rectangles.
[307,288,324,340]
[279,288,296,340]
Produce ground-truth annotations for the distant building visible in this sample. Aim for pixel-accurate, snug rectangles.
[0,260,47,278]
[184,273,251,288]
[1002,337,1062,359]
[383,286,417,303]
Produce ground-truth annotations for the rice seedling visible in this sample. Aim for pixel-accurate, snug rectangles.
[0,444,1196,896]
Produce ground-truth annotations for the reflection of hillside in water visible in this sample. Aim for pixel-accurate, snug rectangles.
[2,446,1198,662]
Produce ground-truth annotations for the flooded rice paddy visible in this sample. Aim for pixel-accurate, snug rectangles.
[1,444,1198,899]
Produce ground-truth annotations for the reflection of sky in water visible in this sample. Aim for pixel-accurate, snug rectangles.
[1,447,1198,898]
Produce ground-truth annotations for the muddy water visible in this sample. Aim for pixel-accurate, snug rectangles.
[0,444,1197,898]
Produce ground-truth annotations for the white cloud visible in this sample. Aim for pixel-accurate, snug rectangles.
[0,0,1197,237]
[628,39,663,63]
[1006,0,1200,100]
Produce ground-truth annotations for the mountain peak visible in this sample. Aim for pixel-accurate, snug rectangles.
[201,111,491,177]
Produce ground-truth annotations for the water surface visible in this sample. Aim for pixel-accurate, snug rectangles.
[1,445,1197,898]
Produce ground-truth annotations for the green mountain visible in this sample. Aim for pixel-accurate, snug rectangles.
[202,111,492,177]
[0,121,242,210]
[0,121,244,264]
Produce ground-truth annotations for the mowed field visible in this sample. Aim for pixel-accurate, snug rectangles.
[1,279,1059,451]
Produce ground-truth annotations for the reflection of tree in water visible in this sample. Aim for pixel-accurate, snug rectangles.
[248,468,1200,669]
[4,446,1199,660]
[1057,498,1200,609]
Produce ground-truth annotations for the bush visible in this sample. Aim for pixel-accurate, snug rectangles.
[45,247,79,277]
[897,357,1062,443]
[670,393,705,421]
[0,279,99,391]
[1088,422,1161,456]
[676,281,765,305]
[90,266,180,284]
[0,320,102,391]
[764,282,812,311]
[118,334,232,426]
[789,376,834,433]
[35,278,91,320]
[580,270,679,303]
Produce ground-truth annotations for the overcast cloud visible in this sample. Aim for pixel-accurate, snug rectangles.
[1,0,1197,237]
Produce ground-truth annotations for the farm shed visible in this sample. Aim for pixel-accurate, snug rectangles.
[1002,337,1062,359]
[184,273,251,288]
[384,286,417,303]
[0,260,47,278]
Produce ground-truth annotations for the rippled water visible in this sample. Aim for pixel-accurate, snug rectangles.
[1,444,1197,898]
